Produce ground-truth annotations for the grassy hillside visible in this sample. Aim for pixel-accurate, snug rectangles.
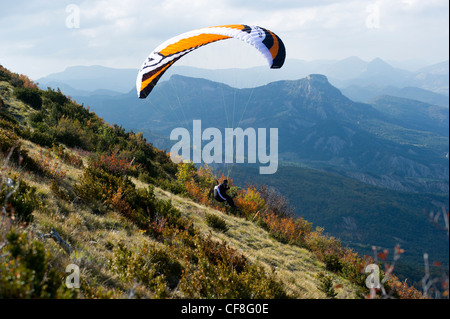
[0,65,428,299]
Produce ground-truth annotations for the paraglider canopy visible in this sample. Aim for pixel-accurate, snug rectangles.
[136,24,286,99]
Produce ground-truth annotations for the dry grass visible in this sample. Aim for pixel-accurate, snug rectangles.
[151,187,360,298]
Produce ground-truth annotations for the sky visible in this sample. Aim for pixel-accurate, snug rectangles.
[0,0,448,80]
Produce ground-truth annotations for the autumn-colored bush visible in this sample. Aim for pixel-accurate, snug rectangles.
[90,152,133,176]
[147,215,168,240]
[235,186,266,219]
[51,144,84,169]
[18,74,39,89]
[196,164,217,190]
[185,179,209,205]
[177,164,232,210]
[304,227,342,258]
[260,212,312,246]
[34,148,67,182]
[385,273,424,299]
[338,249,370,289]
[0,66,38,88]
[109,187,135,220]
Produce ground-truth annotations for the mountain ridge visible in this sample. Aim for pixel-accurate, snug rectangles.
[37,57,449,98]
[73,73,448,194]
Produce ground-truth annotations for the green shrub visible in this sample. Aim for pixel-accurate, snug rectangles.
[28,110,45,124]
[0,230,77,298]
[50,180,70,202]
[176,162,197,184]
[154,177,186,195]
[14,87,42,109]
[205,213,228,232]
[178,235,289,299]
[316,272,337,299]
[0,128,40,173]
[324,253,343,273]
[148,247,184,289]
[138,171,153,184]
[0,127,20,154]
[54,117,89,149]
[75,161,189,234]
[74,165,112,207]
[109,242,183,297]
[0,110,19,125]
[42,87,69,105]
[1,176,38,224]
[28,130,55,148]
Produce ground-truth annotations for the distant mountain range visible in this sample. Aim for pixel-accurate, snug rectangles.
[37,57,449,107]
[36,57,449,194]
[341,85,449,107]
[38,65,137,94]
[61,73,448,195]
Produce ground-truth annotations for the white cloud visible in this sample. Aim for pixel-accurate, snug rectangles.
[0,0,447,79]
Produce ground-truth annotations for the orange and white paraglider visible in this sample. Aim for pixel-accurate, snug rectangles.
[136,24,286,98]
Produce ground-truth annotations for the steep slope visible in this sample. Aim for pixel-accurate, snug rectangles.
[369,95,449,136]
[17,139,346,299]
